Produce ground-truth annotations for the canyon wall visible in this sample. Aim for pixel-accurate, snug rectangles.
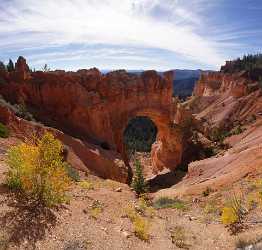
[191,71,262,130]
[0,57,191,181]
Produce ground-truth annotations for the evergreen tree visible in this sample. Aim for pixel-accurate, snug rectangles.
[131,159,147,195]
[0,61,6,72]
[6,59,15,72]
[42,64,50,72]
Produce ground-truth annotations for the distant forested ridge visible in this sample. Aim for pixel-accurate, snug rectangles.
[172,70,203,99]
[221,54,262,81]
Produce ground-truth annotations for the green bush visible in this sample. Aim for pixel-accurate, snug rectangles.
[131,159,147,195]
[153,197,186,210]
[0,97,35,122]
[0,123,9,138]
[209,127,229,143]
[64,162,80,182]
[14,104,35,121]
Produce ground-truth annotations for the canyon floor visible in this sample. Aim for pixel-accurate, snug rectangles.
[0,134,262,250]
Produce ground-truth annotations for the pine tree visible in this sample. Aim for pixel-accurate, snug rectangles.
[42,64,50,72]
[0,61,6,72]
[6,59,14,72]
[131,159,147,195]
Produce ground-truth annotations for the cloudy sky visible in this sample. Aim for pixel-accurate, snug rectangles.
[0,0,262,70]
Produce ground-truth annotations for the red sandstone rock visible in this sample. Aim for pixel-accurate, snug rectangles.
[0,57,191,182]
[155,119,262,197]
[15,56,31,81]
[191,71,262,130]
[0,103,128,182]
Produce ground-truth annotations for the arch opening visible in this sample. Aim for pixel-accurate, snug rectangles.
[123,116,157,157]
[123,116,158,180]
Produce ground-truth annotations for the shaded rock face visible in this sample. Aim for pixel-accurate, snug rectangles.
[0,104,128,182]
[0,57,189,182]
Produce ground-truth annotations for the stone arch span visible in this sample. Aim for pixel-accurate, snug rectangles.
[115,107,184,176]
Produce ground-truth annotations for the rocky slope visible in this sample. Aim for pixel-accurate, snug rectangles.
[157,70,262,197]
[191,71,262,130]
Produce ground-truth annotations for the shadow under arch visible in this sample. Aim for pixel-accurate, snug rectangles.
[123,115,158,159]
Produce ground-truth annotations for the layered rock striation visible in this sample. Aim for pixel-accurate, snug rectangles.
[190,71,262,130]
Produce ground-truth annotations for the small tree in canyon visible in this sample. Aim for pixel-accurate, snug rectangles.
[132,159,147,195]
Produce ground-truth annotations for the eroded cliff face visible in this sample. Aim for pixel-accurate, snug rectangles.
[155,71,262,197]
[0,57,191,182]
[193,71,249,98]
[191,71,262,130]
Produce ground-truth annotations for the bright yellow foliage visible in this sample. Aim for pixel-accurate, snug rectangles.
[79,180,94,190]
[221,207,238,225]
[6,132,70,207]
[125,205,150,241]
[133,215,150,241]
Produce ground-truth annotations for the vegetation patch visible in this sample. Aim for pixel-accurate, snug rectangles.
[131,159,148,195]
[136,196,156,218]
[64,162,80,182]
[246,180,262,209]
[153,197,187,211]
[169,226,189,249]
[221,193,247,234]
[98,179,121,190]
[0,123,9,138]
[0,97,35,122]
[89,200,103,219]
[125,205,150,241]
[79,180,94,190]
[6,132,71,207]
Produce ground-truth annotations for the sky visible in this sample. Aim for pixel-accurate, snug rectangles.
[0,0,262,71]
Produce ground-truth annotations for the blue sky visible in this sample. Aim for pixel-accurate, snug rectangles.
[0,0,262,71]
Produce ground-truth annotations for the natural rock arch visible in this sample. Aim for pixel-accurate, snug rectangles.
[116,108,183,175]
[0,57,192,183]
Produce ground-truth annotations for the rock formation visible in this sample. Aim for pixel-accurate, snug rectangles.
[190,71,262,130]
[155,70,262,197]
[0,57,191,182]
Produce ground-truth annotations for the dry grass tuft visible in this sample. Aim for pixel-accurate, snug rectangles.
[170,226,189,249]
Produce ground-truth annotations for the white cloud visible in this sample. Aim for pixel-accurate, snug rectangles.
[0,0,232,68]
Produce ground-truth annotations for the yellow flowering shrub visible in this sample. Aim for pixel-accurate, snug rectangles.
[6,132,70,207]
[125,205,150,241]
[221,207,238,225]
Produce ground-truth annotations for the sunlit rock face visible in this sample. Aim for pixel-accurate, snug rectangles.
[192,71,262,132]
[0,57,191,182]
